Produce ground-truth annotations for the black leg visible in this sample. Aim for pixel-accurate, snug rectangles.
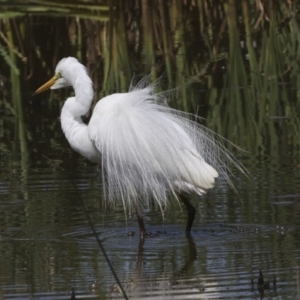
[179,194,196,234]
[136,207,146,238]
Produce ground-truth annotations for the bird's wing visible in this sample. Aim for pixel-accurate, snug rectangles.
[87,90,218,208]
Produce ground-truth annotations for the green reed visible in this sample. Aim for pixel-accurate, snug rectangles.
[0,0,299,153]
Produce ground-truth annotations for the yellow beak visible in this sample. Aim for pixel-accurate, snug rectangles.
[33,75,57,95]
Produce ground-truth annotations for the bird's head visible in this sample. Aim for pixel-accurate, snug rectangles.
[33,57,82,95]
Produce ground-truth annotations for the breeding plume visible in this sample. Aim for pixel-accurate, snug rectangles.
[34,57,239,236]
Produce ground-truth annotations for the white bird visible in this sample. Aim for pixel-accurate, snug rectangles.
[34,57,239,236]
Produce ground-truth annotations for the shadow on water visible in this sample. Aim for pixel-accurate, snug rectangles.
[1,0,300,299]
[74,219,299,299]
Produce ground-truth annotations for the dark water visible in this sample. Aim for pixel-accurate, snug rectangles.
[1,2,300,299]
[1,116,300,300]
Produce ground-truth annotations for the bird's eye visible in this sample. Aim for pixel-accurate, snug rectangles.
[56,72,62,79]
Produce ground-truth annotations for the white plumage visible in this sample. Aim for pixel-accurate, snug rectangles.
[34,57,239,234]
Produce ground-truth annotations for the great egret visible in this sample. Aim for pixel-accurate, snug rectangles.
[34,57,239,236]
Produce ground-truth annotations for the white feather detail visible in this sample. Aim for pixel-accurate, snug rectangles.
[55,58,243,212]
[88,81,224,210]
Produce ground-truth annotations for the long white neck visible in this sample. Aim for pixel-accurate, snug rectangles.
[60,67,100,163]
